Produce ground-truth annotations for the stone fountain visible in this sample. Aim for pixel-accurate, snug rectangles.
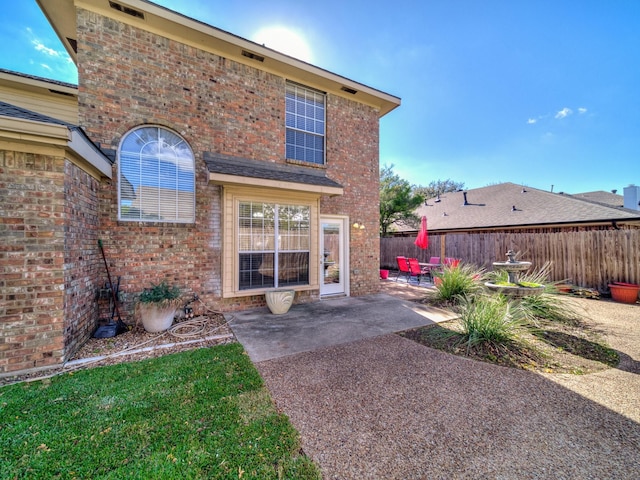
[485,250,544,297]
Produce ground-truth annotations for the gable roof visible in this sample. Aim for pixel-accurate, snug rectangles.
[395,183,640,233]
[37,0,400,116]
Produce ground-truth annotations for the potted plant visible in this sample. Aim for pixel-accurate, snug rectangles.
[137,281,182,332]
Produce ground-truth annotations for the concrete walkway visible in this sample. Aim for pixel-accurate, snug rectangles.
[228,292,457,362]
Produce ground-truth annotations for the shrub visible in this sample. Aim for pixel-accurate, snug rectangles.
[458,294,524,349]
[432,263,486,304]
[138,280,181,304]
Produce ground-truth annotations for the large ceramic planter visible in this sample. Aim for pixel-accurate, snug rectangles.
[139,302,178,332]
[608,283,639,304]
[265,289,295,315]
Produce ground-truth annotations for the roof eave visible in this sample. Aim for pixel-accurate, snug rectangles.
[37,0,401,117]
[0,115,112,179]
[209,172,343,197]
[68,127,113,178]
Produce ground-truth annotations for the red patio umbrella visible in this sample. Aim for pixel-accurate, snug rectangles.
[414,216,429,249]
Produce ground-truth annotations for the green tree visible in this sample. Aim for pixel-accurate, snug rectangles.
[414,179,465,199]
[379,164,424,237]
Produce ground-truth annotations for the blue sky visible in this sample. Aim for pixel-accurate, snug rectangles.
[2,0,639,194]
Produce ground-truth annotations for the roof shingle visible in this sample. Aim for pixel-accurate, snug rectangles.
[0,100,74,127]
[397,183,640,232]
[204,152,343,190]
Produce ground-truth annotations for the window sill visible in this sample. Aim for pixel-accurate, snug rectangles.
[224,284,317,299]
[117,220,195,227]
[285,158,327,170]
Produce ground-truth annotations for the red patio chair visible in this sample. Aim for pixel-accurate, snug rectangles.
[407,258,429,285]
[424,256,441,279]
[395,256,410,282]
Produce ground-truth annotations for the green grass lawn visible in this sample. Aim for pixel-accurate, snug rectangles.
[0,344,320,479]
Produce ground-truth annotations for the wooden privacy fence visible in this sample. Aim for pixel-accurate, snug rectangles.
[380,228,640,292]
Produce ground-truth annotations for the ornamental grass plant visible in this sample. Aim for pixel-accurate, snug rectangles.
[458,294,525,350]
[431,263,486,305]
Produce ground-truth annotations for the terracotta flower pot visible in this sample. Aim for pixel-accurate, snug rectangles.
[555,284,573,294]
[608,283,639,304]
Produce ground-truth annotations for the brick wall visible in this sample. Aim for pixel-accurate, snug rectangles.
[75,7,382,314]
[323,96,381,296]
[0,150,66,373]
[63,161,101,359]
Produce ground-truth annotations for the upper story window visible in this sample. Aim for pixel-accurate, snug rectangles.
[118,126,195,223]
[285,82,325,165]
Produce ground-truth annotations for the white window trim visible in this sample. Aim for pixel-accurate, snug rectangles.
[238,201,311,290]
[117,125,195,223]
[285,81,326,165]
[222,186,321,298]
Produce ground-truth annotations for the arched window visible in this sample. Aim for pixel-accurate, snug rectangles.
[118,126,195,222]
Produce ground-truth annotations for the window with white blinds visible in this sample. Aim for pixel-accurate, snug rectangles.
[238,201,310,290]
[285,82,325,165]
[118,126,195,222]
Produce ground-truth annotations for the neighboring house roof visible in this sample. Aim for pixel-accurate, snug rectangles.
[205,153,344,196]
[394,182,640,233]
[37,0,401,116]
[0,101,112,178]
[570,190,624,208]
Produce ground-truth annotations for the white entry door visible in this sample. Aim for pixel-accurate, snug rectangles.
[320,216,347,296]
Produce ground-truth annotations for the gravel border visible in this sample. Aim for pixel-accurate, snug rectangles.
[257,296,640,479]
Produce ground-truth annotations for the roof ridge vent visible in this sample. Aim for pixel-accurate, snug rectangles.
[109,1,145,19]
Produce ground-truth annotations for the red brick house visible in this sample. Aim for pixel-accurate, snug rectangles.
[0,0,400,375]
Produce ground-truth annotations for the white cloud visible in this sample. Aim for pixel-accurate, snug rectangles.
[26,28,77,82]
[527,118,537,124]
[33,40,61,58]
[555,107,573,119]
[578,107,587,114]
